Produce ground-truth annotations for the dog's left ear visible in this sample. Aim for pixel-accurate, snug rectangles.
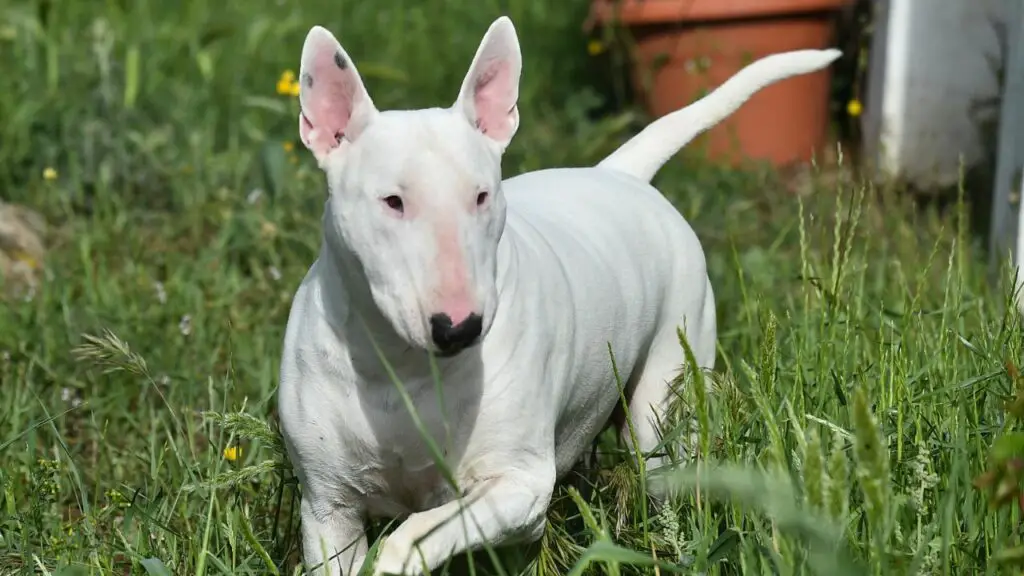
[453,16,522,150]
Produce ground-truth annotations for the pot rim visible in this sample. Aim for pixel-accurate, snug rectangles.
[590,0,852,26]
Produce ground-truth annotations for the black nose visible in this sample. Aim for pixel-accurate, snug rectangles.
[429,313,483,355]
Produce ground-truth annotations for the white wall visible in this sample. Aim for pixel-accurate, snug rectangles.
[865,0,1015,189]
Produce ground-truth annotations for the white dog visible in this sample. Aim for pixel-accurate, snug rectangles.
[277,15,839,576]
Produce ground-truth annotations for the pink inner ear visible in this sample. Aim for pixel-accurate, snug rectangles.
[300,43,359,157]
[472,58,515,142]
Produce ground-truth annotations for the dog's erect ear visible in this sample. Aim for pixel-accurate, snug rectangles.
[298,26,378,165]
[454,16,522,150]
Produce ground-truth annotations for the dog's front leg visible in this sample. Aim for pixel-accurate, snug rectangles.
[300,493,368,576]
[372,466,555,576]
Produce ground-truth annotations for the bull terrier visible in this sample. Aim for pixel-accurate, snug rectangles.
[277,15,840,576]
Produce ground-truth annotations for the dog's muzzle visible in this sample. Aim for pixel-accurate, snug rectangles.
[430,313,483,357]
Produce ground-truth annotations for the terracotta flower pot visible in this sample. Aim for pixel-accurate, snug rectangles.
[590,0,850,167]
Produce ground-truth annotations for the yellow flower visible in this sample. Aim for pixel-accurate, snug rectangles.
[283,141,294,152]
[222,446,242,461]
[587,39,605,57]
[42,167,57,181]
[277,70,301,97]
[846,99,862,117]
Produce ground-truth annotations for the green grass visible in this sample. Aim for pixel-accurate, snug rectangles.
[2,1,1024,575]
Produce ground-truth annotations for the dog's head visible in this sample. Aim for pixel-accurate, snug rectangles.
[298,17,521,357]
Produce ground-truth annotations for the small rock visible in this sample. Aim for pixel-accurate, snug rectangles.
[0,200,47,299]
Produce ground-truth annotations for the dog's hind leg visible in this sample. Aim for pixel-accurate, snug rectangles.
[620,340,684,473]
[621,280,717,477]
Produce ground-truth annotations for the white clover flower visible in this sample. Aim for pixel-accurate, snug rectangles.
[179,314,192,336]
[153,281,167,305]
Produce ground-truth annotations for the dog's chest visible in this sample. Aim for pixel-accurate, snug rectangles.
[360,454,459,517]
[351,424,464,518]
[339,378,478,517]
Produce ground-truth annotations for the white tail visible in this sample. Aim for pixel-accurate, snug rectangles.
[597,49,843,183]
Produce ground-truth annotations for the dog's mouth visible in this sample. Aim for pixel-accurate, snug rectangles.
[432,340,477,359]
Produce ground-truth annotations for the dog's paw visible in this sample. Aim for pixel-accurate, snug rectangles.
[371,535,423,576]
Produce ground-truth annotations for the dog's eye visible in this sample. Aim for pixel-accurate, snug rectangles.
[383,195,404,214]
[476,191,489,207]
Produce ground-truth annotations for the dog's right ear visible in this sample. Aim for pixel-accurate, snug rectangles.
[298,26,378,166]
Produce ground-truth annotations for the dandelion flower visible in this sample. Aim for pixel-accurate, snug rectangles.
[277,70,301,97]
[847,99,862,117]
[223,446,242,461]
[587,39,604,57]
[276,70,294,94]
[43,167,57,181]
[283,141,295,153]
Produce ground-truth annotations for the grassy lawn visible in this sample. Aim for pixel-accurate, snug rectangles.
[2,1,1023,575]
